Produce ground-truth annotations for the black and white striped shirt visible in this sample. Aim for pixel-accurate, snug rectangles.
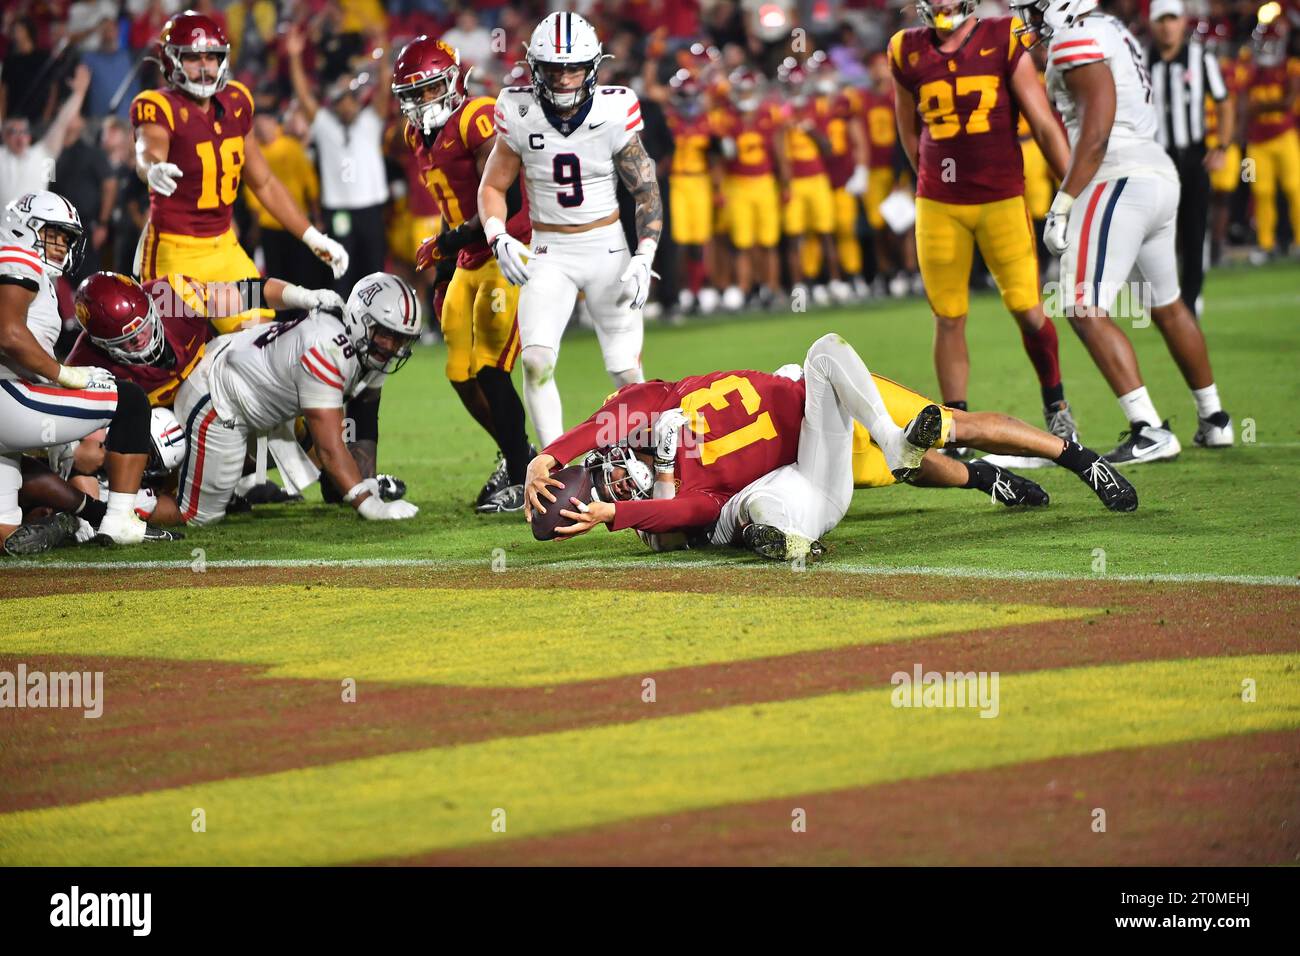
[1148,35,1229,151]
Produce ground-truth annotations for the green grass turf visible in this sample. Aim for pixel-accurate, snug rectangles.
[19,261,1300,577]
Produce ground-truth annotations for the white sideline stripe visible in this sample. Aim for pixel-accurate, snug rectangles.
[4,556,1296,587]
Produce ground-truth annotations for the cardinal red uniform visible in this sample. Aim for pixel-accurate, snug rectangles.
[405,95,531,381]
[890,16,1041,317]
[711,105,782,249]
[543,371,807,534]
[130,83,268,333]
[67,275,213,408]
[666,107,714,246]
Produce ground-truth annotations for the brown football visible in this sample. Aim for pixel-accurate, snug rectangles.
[530,465,597,541]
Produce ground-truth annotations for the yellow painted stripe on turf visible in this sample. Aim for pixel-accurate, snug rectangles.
[0,586,1092,687]
[1,654,1295,866]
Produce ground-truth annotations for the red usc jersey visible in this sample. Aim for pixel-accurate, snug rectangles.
[403,95,531,271]
[543,371,807,535]
[859,87,898,170]
[785,100,828,178]
[667,108,713,176]
[711,105,781,177]
[131,82,255,237]
[816,93,857,188]
[66,275,213,408]
[1241,58,1300,144]
[890,17,1027,204]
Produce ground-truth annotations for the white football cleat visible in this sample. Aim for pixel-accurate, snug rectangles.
[1104,421,1182,466]
[852,276,871,300]
[677,288,696,312]
[1193,411,1234,448]
[888,273,910,298]
[721,285,746,312]
[697,286,721,315]
[829,279,853,304]
[811,284,831,307]
[93,510,149,545]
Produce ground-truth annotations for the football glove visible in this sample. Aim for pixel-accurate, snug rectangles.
[56,365,115,389]
[358,495,419,520]
[281,284,345,315]
[303,226,350,279]
[490,233,531,286]
[146,162,183,197]
[1043,192,1074,258]
[844,165,868,197]
[652,408,689,473]
[620,253,655,311]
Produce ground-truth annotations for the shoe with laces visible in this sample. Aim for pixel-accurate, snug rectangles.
[1104,420,1181,465]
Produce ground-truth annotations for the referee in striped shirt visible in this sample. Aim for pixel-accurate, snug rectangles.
[1148,0,1233,316]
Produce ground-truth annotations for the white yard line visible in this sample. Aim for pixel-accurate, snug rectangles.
[4,555,1296,587]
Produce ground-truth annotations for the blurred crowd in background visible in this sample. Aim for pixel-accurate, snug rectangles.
[2,0,1296,333]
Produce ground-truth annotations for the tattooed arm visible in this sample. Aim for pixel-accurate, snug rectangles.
[614,134,663,250]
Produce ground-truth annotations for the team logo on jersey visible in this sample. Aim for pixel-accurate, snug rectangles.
[180,106,189,123]
[519,104,530,117]
[214,121,222,134]
[356,282,384,306]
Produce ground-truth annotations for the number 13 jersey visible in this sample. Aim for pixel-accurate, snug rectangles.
[1045,12,1177,184]
[493,85,644,225]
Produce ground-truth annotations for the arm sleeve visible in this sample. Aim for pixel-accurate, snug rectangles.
[1047,28,1108,73]
[609,492,725,534]
[542,381,672,465]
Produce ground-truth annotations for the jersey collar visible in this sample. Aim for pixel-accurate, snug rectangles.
[541,96,595,137]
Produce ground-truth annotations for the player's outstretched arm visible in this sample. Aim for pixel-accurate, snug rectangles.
[1011,54,1070,182]
[613,134,663,249]
[0,282,106,387]
[303,405,416,520]
[284,29,320,123]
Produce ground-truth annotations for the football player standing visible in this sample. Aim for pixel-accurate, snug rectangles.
[392,35,536,514]
[477,11,662,448]
[131,11,349,331]
[1010,0,1234,462]
[891,0,1077,448]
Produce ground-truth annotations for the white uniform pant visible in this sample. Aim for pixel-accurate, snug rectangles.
[173,359,250,527]
[518,221,643,374]
[711,337,858,545]
[1060,173,1182,314]
[0,379,119,525]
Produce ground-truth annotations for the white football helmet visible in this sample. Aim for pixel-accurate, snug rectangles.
[525,11,608,112]
[585,446,654,503]
[1,191,86,277]
[149,406,188,477]
[343,272,423,374]
[1010,0,1100,46]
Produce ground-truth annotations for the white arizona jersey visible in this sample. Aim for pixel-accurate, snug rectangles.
[1045,13,1178,184]
[0,242,60,383]
[209,311,382,432]
[493,85,644,225]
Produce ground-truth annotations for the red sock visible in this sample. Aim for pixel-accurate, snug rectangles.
[1020,317,1062,395]
[687,258,707,293]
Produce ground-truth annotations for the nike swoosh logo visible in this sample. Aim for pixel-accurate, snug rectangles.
[590,121,607,129]
[980,47,996,56]
[442,139,456,149]
[607,248,623,253]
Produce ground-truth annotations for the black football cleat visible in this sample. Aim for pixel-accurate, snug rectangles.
[890,404,945,483]
[1075,455,1138,513]
[1044,399,1079,444]
[241,480,303,505]
[376,473,407,501]
[476,483,525,514]
[967,461,1049,507]
[475,454,509,507]
[3,512,80,556]
[740,523,826,562]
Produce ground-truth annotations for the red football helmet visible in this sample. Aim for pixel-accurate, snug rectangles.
[669,69,705,117]
[156,11,230,99]
[729,67,765,112]
[74,272,165,366]
[392,36,465,135]
[1252,4,1290,67]
[777,58,814,106]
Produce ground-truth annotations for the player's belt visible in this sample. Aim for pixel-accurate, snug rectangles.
[532,209,620,234]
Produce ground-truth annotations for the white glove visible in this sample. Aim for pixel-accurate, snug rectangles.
[281,283,345,314]
[56,365,115,389]
[357,495,419,520]
[845,164,868,197]
[302,226,350,280]
[490,233,531,286]
[1043,192,1074,258]
[652,408,689,472]
[146,162,183,197]
[620,253,655,311]
[773,363,804,382]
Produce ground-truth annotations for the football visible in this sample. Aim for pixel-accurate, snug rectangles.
[530,464,596,541]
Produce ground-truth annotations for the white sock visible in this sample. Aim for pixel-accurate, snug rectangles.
[1192,384,1221,419]
[521,346,564,447]
[1118,387,1161,428]
[104,491,135,521]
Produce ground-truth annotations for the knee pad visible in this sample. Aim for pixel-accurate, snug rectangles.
[104,381,152,455]
[520,346,556,384]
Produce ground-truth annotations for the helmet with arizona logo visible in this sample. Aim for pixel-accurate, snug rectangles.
[342,272,424,375]
[73,271,165,365]
[584,445,654,503]
[155,11,230,99]
[147,406,188,479]
[392,35,466,136]
[525,11,608,112]
[1,190,86,278]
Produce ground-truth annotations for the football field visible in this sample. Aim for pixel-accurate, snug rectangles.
[2,262,1297,865]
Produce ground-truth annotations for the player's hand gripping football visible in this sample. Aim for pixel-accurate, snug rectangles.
[523,453,564,522]
[1044,192,1073,258]
[302,226,350,280]
[555,497,615,537]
